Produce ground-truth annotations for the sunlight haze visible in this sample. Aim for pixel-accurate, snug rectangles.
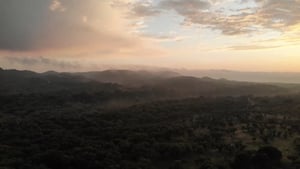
[1,0,300,72]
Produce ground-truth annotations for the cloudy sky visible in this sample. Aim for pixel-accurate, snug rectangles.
[1,0,300,72]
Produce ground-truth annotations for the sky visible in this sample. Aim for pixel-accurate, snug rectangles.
[0,0,300,72]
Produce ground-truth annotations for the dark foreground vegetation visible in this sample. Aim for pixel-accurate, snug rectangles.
[1,68,300,169]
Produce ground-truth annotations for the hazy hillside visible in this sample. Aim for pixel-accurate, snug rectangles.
[0,69,120,95]
[1,68,300,169]
[151,76,288,97]
[0,68,292,97]
[75,70,180,87]
[179,69,300,83]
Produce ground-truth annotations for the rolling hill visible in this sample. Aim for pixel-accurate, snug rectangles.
[0,68,293,97]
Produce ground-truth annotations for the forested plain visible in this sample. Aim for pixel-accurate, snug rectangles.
[1,68,300,169]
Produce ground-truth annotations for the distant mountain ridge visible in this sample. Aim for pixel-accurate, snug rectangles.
[179,69,300,83]
[0,68,295,97]
[75,69,180,86]
[0,69,120,95]
[151,76,288,97]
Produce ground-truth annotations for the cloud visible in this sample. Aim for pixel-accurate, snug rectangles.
[160,0,211,15]
[227,44,281,50]
[125,0,300,36]
[0,0,50,51]
[157,0,257,35]
[141,32,186,42]
[49,0,66,12]
[4,0,298,54]
[0,0,162,57]
[131,1,161,17]
[1,0,299,67]
[256,0,300,30]
[2,56,80,70]
[112,0,160,18]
